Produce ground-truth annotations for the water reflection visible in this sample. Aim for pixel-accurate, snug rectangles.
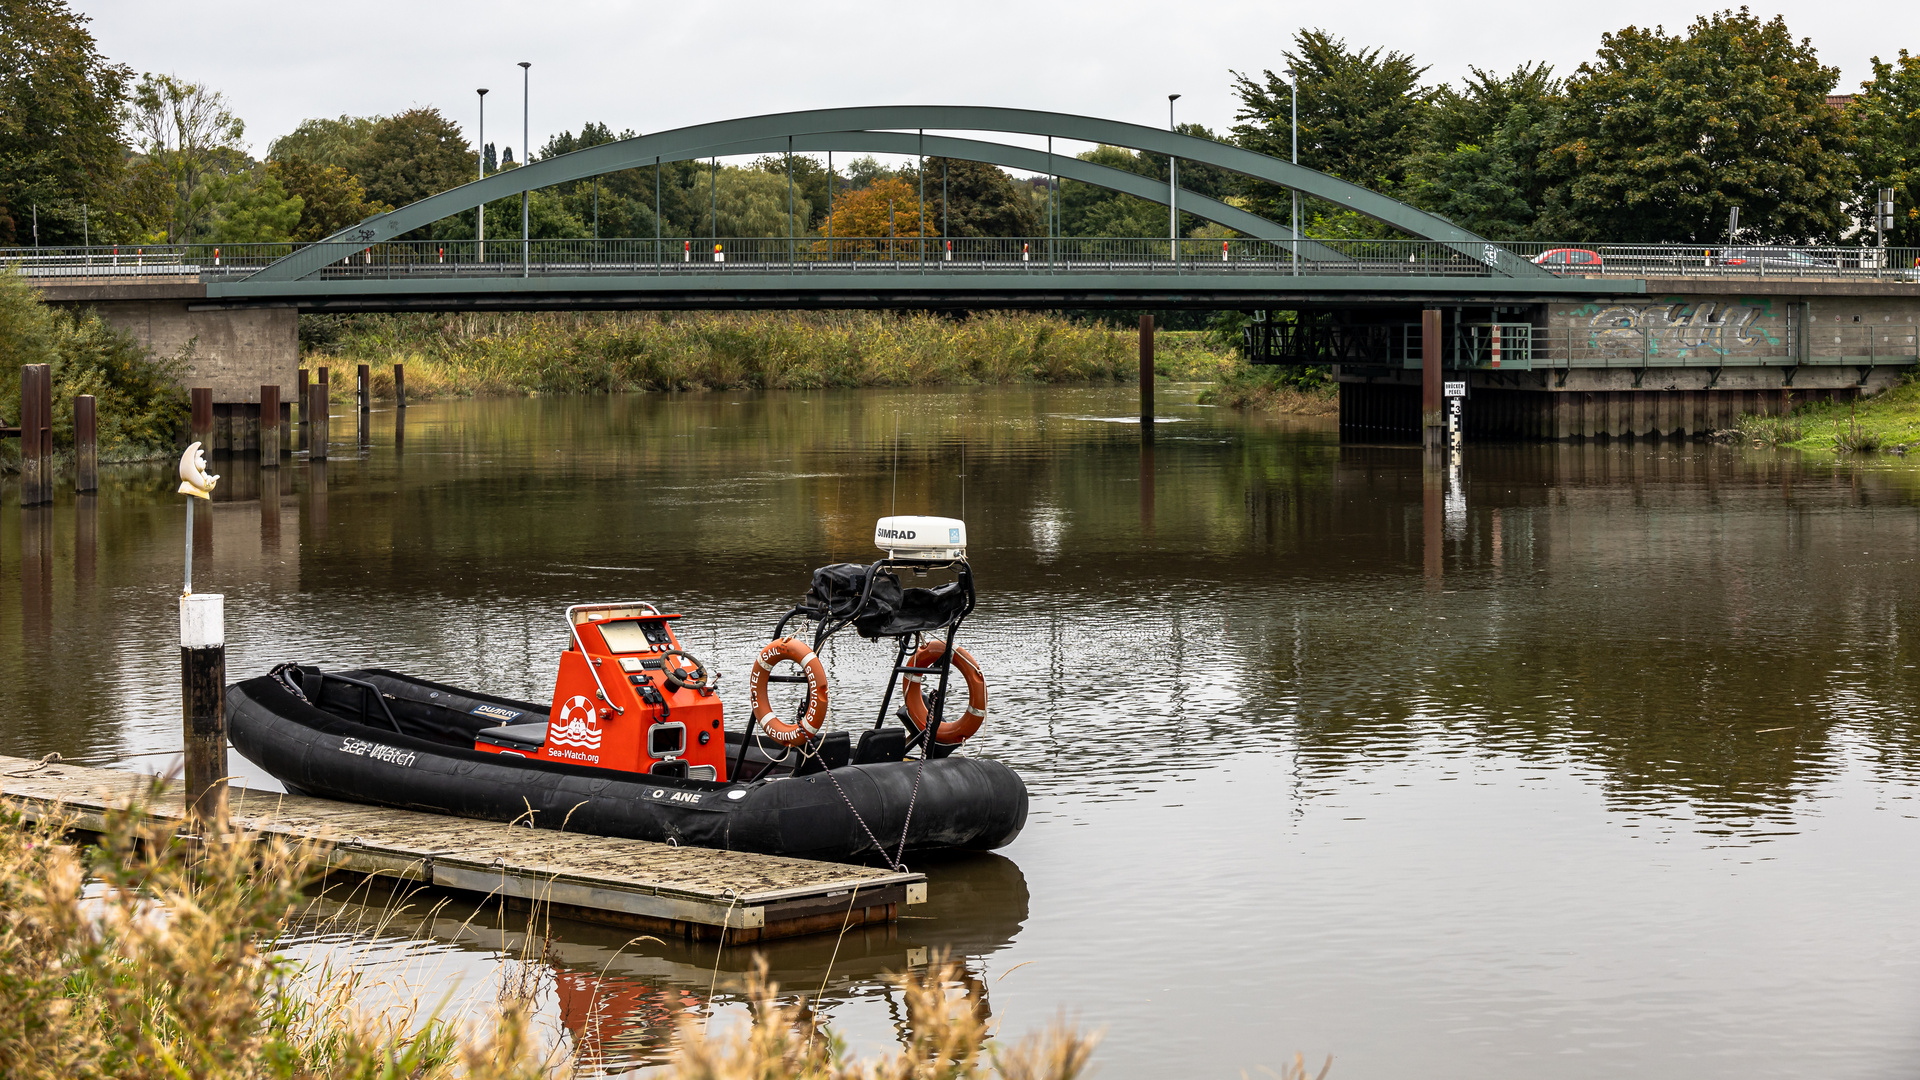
[4,388,1920,1077]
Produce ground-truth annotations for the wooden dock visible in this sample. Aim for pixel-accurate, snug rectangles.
[0,755,926,942]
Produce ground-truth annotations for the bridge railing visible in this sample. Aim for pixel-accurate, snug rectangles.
[1252,321,1920,369]
[6,240,1919,283]
[274,237,1511,278]
[1502,242,1920,281]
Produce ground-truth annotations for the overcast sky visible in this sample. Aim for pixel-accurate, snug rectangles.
[75,0,1902,165]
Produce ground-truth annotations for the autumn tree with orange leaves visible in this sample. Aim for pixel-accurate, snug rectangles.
[816,176,934,257]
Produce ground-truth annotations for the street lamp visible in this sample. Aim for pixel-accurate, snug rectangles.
[476,88,488,263]
[1167,94,1181,256]
[519,61,530,278]
[1289,67,1300,277]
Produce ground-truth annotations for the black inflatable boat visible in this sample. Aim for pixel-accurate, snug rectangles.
[226,515,1027,864]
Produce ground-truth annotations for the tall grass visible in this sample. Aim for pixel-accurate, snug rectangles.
[1733,412,1803,447]
[0,794,1121,1079]
[1197,364,1338,415]
[311,311,1238,400]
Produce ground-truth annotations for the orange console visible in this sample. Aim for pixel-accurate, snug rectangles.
[474,604,727,781]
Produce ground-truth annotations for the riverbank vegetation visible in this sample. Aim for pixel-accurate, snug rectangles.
[1196,364,1338,415]
[305,311,1239,399]
[0,270,188,470]
[1750,379,1920,454]
[0,795,1105,1079]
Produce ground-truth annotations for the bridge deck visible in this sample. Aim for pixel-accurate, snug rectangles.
[0,755,924,941]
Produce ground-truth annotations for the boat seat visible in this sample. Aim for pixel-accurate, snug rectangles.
[475,723,546,750]
[853,727,906,764]
[794,731,851,774]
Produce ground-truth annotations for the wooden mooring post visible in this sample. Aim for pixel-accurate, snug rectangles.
[259,384,280,468]
[310,366,329,460]
[74,394,97,493]
[356,363,370,412]
[293,363,309,443]
[190,387,213,449]
[180,593,228,829]
[1139,314,1155,440]
[20,363,52,506]
[394,362,406,409]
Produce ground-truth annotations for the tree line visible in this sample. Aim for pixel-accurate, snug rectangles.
[3,1,1915,249]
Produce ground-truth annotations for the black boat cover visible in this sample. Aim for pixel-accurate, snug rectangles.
[808,563,967,638]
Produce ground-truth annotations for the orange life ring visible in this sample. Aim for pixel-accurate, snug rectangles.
[902,642,987,746]
[748,637,829,747]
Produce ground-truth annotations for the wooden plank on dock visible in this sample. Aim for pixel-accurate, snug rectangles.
[0,755,925,942]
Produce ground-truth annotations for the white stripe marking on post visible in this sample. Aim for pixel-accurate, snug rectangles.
[180,593,225,648]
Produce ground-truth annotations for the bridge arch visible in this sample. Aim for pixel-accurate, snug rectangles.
[251,106,1541,282]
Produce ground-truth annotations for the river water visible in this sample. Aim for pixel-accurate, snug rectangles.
[4,385,1919,1078]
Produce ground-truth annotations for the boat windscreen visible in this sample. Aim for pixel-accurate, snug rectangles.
[599,619,670,653]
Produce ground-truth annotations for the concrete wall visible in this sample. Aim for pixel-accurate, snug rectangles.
[37,282,297,405]
[1546,293,1920,366]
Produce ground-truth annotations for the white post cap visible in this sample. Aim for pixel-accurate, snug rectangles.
[180,593,225,648]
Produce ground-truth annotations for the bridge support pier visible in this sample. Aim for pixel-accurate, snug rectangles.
[1421,309,1444,451]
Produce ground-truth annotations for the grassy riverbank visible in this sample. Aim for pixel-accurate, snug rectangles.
[308,311,1240,400]
[1732,377,1920,455]
[0,795,1109,1079]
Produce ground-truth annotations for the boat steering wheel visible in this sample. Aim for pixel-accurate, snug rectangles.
[661,649,711,692]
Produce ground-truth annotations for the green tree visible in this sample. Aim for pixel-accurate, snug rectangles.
[202,164,302,243]
[540,122,670,239]
[124,73,249,243]
[1541,9,1854,243]
[267,154,387,240]
[1847,51,1920,246]
[690,165,810,238]
[1406,64,1564,238]
[0,0,132,245]
[755,153,835,231]
[1232,28,1431,230]
[925,157,1041,237]
[354,108,472,217]
[1060,145,1167,237]
[266,114,380,170]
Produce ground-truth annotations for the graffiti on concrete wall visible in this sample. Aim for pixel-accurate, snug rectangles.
[1566,297,1782,359]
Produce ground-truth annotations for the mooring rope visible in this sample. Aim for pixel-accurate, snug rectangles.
[5,752,63,777]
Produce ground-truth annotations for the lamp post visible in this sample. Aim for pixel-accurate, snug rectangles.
[477,88,488,264]
[1290,67,1300,277]
[518,61,530,278]
[1167,94,1181,261]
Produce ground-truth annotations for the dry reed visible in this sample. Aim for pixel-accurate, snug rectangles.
[0,793,1120,1079]
[312,311,1241,401]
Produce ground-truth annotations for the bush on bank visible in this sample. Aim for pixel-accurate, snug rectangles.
[306,311,1240,399]
[0,271,190,470]
[1197,363,1338,415]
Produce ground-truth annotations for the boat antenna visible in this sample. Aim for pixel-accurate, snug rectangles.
[891,413,900,518]
[959,437,965,520]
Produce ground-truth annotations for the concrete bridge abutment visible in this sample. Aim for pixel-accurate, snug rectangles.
[1335,286,1919,442]
[34,280,297,453]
